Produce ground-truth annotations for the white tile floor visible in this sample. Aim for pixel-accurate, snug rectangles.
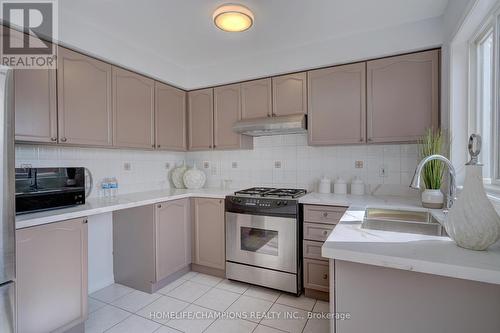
[86,271,329,333]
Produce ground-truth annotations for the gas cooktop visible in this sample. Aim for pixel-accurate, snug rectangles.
[234,187,307,199]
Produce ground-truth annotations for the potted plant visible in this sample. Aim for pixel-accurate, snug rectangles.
[418,129,446,209]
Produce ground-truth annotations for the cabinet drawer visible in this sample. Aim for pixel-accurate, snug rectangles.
[303,240,327,261]
[304,205,346,224]
[304,258,329,292]
[303,222,334,242]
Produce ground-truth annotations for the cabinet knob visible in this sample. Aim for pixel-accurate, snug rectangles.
[50,137,57,142]
[323,273,328,280]
[360,138,364,142]
[152,144,155,148]
[157,145,161,148]
[367,138,373,142]
[209,145,212,148]
[157,204,162,209]
[60,137,67,142]
[323,230,328,236]
[83,219,88,224]
[323,212,328,217]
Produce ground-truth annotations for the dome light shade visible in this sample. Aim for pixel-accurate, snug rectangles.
[213,4,254,32]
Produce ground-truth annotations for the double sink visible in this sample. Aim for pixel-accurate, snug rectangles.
[361,208,447,237]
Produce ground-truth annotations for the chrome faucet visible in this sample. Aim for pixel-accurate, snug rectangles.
[410,155,457,210]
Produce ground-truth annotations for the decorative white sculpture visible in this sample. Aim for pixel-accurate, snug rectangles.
[171,163,188,189]
[444,135,500,250]
[183,164,206,189]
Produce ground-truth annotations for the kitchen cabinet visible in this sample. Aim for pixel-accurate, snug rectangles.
[192,198,225,271]
[214,84,253,150]
[188,88,214,150]
[113,199,191,293]
[113,67,155,149]
[366,49,439,143]
[57,47,113,146]
[156,199,191,282]
[241,78,272,119]
[302,204,346,301]
[155,82,187,151]
[308,63,366,145]
[16,217,88,333]
[14,68,57,143]
[272,72,307,116]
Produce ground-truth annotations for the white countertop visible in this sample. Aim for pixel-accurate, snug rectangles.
[303,192,500,285]
[16,188,231,229]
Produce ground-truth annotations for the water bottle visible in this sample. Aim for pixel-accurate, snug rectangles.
[100,178,110,199]
[109,177,118,197]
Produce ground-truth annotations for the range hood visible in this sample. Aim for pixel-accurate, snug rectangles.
[233,114,307,136]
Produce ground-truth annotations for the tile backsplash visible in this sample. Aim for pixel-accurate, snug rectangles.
[15,145,185,198]
[15,134,420,197]
[186,134,420,192]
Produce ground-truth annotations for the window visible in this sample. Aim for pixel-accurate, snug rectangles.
[469,15,500,185]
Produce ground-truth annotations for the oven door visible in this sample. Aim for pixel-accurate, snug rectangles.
[226,212,297,274]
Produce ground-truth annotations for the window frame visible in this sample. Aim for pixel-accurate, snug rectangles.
[468,10,500,186]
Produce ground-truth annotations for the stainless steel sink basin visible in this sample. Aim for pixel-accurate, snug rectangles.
[361,208,447,236]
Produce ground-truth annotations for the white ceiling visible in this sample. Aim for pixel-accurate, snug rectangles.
[59,0,449,89]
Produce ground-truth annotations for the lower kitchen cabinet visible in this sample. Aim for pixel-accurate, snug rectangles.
[113,199,191,293]
[302,204,346,301]
[192,198,225,273]
[16,217,88,333]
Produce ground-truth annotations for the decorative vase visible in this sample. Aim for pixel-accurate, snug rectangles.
[183,164,206,189]
[421,189,444,209]
[445,164,500,250]
[171,164,188,189]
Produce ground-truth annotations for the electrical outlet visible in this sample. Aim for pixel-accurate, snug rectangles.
[355,161,364,168]
[124,162,131,171]
[379,165,387,177]
[274,161,282,169]
[203,161,210,169]
[232,161,238,168]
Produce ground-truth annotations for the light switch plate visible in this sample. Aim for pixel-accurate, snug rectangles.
[124,162,131,171]
[232,161,238,168]
[355,161,364,168]
[274,161,282,168]
[379,165,387,177]
[203,161,210,169]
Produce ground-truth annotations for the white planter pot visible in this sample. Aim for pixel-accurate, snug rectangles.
[421,189,444,209]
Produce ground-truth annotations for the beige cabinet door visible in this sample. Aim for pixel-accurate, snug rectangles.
[16,218,88,333]
[213,83,252,150]
[272,72,307,116]
[155,199,191,281]
[308,63,366,145]
[14,69,57,143]
[241,78,272,119]
[155,82,186,151]
[188,88,214,151]
[57,47,113,146]
[367,50,439,143]
[192,198,225,270]
[113,67,155,149]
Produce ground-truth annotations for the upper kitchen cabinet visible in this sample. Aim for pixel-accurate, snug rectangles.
[113,67,155,149]
[188,88,214,150]
[155,82,186,151]
[241,78,272,119]
[214,84,253,150]
[57,47,113,146]
[308,63,366,145]
[14,68,57,143]
[272,72,307,116]
[366,49,439,143]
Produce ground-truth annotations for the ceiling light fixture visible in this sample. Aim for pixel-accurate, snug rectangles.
[213,3,254,32]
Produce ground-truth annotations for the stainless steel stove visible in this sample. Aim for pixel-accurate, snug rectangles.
[225,187,306,295]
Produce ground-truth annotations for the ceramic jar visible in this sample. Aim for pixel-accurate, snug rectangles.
[318,177,331,194]
[334,177,347,195]
[350,176,365,195]
[183,164,206,189]
[421,189,444,209]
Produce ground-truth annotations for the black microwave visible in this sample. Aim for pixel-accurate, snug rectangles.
[15,167,86,215]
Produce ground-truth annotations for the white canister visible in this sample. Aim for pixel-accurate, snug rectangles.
[334,177,347,195]
[350,176,365,195]
[318,177,331,194]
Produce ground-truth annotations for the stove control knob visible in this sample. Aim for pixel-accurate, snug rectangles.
[282,201,288,206]
[276,201,282,206]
